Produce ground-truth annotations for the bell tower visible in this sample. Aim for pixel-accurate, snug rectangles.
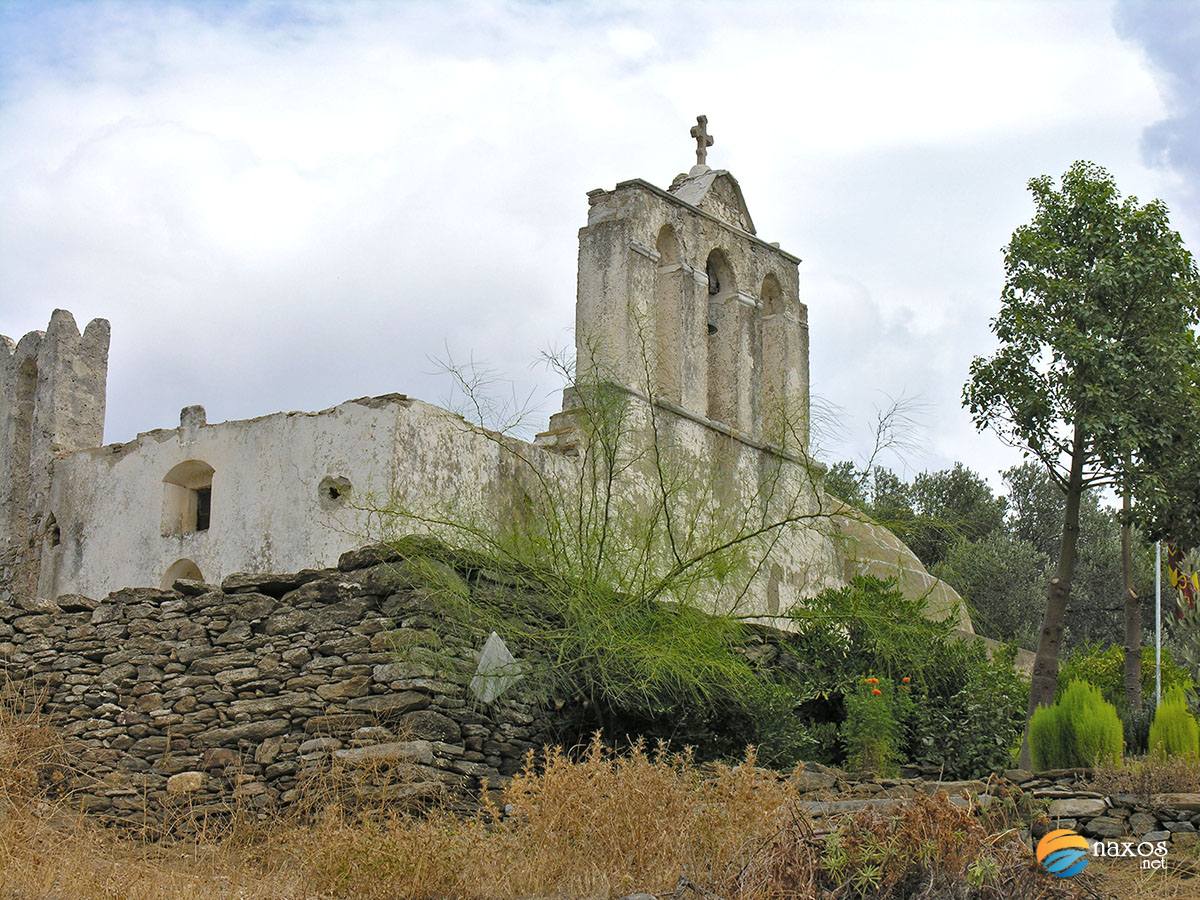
[539,115,810,452]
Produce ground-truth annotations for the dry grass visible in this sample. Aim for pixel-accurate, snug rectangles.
[0,703,1085,900]
[1089,756,1200,798]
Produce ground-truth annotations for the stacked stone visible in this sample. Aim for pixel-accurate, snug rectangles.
[0,545,560,831]
[1005,769,1200,849]
[779,765,1200,850]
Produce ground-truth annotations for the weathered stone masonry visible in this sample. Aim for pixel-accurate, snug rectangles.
[0,544,576,828]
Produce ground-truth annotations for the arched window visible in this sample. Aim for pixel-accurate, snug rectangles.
[759,274,787,439]
[704,248,737,423]
[654,225,682,402]
[162,558,203,589]
[162,460,215,536]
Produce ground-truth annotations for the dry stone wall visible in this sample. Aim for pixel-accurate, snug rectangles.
[785,765,1200,855]
[0,544,581,829]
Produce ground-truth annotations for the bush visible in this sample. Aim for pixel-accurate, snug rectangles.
[1030,680,1123,769]
[1057,643,1194,713]
[786,577,1029,778]
[1149,686,1200,759]
[841,677,899,776]
[932,533,1047,648]
[906,644,1028,777]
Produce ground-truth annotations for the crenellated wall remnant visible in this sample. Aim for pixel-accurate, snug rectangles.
[0,310,109,604]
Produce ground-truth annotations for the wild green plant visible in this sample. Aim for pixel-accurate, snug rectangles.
[355,324,850,764]
[1148,686,1200,760]
[1029,680,1123,769]
[841,677,899,776]
[1057,643,1194,712]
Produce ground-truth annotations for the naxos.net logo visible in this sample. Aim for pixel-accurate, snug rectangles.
[1037,829,1091,878]
[1037,828,1170,878]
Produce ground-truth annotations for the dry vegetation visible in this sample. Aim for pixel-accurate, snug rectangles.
[0,698,1186,899]
[1089,756,1200,798]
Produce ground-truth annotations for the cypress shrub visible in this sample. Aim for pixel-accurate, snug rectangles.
[1149,686,1200,759]
[1029,703,1071,770]
[1029,680,1123,769]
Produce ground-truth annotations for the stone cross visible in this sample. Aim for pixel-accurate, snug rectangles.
[690,115,713,167]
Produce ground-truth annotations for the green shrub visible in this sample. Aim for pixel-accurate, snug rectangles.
[786,577,1029,778]
[1029,703,1071,770]
[1029,680,1123,769]
[842,677,899,776]
[1057,643,1194,712]
[1149,686,1200,759]
[906,644,1028,776]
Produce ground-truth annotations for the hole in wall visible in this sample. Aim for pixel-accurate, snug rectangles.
[318,475,353,511]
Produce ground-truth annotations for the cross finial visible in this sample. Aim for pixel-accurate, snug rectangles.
[690,114,713,167]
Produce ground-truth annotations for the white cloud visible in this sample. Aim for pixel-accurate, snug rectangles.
[0,0,1187,489]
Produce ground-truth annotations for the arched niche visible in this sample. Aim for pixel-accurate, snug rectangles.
[761,273,784,317]
[162,558,203,589]
[704,248,737,424]
[654,224,683,402]
[37,512,62,599]
[162,460,215,536]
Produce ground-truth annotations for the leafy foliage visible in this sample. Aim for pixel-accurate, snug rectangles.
[1057,643,1194,713]
[964,162,1200,492]
[1149,686,1200,760]
[963,161,1200,734]
[1029,680,1123,769]
[785,577,1028,777]
[933,532,1047,648]
[905,645,1028,777]
[906,464,1007,567]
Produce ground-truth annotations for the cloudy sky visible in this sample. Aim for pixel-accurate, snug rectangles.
[1,0,1197,485]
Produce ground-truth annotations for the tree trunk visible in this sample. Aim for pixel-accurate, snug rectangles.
[1020,423,1087,769]
[1122,483,1142,713]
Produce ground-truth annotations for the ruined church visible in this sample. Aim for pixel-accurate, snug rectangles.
[0,117,971,637]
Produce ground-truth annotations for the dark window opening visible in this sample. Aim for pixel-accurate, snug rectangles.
[195,487,212,531]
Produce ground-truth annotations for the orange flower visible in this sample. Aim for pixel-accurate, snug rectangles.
[865,677,879,685]
[901,677,911,684]
[871,688,882,696]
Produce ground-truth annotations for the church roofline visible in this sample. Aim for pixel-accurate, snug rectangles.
[611,178,801,265]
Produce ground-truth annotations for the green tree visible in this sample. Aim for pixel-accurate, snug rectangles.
[1003,462,1157,652]
[823,460,868,508]
[907,463,1006,567]
[866,467,915,535]
[964,161,1200,766]
[933,532,1047,648]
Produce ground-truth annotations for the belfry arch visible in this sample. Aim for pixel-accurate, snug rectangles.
[759,273,786,439]
[704,248,737,425]
[654,225,683,402]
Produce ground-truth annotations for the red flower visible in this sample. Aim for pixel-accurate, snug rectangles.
[871,688,882,696]
[901,677,911,684]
